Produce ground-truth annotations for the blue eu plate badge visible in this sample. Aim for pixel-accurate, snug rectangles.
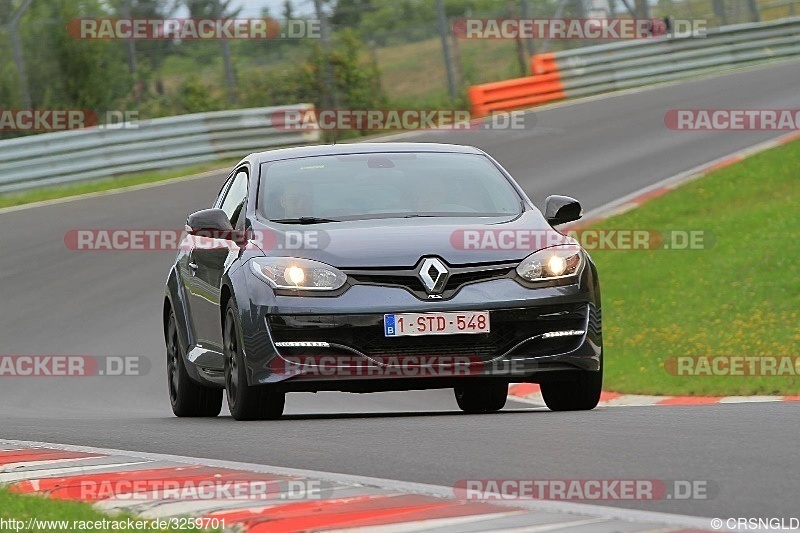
[384,314,396,336]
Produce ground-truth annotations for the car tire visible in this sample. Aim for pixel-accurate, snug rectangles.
[541,368,603,411]
[454,381,508,413]
[166,309,223,417]
[224,301,285,421]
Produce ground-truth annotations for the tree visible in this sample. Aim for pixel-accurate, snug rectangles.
[331,0,373,28]
[282,0,293,21]
[23,0,131,112]
[108,0,179,72]
[183,0,242,104]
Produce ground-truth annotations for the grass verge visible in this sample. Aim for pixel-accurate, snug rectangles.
[0,159,239,210]
[591,139,800,396]
[0,487,219,532]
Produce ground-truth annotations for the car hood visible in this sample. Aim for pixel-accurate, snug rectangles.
[248,211,572,268]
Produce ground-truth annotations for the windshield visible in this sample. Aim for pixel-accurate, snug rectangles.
[259,152,522,222]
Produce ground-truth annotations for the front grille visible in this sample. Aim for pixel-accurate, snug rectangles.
[345,260,516,300]
[347,274,426,293]
[445,268,514,289]
[268,304,588,362]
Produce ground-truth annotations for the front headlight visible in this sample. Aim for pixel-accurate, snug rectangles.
[516,245,583,282]
[250,257,347,291]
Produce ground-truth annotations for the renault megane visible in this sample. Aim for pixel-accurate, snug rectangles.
[163,143,602,420]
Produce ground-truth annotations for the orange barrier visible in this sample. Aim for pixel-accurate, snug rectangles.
[468,68,564,117]
[531,53,559,75]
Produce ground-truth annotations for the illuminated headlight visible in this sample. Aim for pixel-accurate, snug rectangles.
[516,245,583,282]
[250,257,347,291]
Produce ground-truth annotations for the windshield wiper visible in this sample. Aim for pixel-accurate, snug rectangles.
[271,217,341,224]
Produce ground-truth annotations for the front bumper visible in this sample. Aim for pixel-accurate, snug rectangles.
[238,264,602,391]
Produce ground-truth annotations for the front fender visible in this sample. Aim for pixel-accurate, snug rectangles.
[223,261,280,386]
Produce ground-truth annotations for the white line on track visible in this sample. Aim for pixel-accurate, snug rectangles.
[0,456,101,471]
[0,460,151,483]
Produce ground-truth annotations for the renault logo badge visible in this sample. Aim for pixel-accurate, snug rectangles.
[418,257,449,294]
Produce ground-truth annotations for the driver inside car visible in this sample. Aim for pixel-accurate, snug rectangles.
[278,181,315,219]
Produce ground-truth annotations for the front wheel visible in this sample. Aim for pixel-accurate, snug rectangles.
[454,381,508,413]
[540,368,603,411]
[166,310,222,417]
[224,301,285,421]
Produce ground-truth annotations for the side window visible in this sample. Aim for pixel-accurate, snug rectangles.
[219,170,248,227]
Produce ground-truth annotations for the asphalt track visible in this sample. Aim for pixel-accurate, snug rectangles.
[1,61,799,521]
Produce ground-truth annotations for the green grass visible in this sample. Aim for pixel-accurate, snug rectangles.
[0,487,218,532]
[593,139,800,396]
[0,159,239,210]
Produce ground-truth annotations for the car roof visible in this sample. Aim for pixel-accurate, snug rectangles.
[250,142,485,164]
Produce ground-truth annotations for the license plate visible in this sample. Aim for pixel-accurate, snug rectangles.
[384,311,490,337]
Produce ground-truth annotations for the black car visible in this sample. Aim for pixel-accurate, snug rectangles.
[163,143,602,420]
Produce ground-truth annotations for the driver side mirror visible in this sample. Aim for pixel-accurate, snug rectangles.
[544,195,582,225]
[185,208,246,244]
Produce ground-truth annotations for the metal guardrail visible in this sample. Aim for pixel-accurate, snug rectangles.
[0,105,320,194]
[469,17,800,116]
